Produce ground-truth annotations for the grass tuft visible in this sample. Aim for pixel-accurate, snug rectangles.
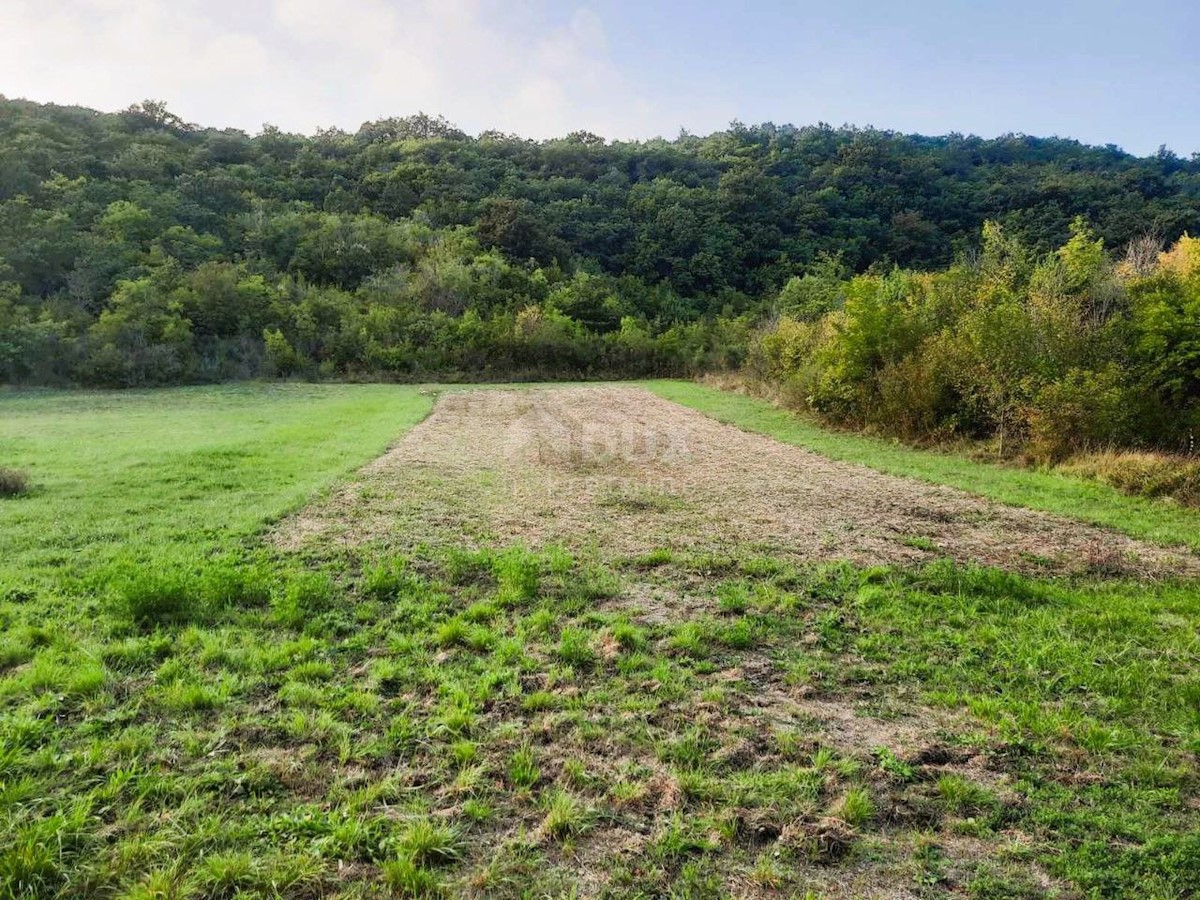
[396,818,462,867]
[383,857,443,896]
[112,566,205,628]
[0,467,31,498]
[834,786,875,827]
[540,790,590,841]
[556,627,596,669]
[272,572,337,628]
[507,744,541,789]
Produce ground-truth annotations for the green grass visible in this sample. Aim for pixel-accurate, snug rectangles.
[0,383,434,589]
[643,380,1200,550]
[1,382,1198,897]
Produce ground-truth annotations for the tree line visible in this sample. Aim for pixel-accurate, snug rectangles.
[1,96,1198,450]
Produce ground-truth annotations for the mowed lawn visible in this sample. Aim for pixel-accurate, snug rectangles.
[646,380,1200,551]
[0,382,1198,899]
[0,384,434,587]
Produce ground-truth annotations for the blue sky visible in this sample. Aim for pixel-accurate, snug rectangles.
[585,0,1199,155]
[1,0,1196,156]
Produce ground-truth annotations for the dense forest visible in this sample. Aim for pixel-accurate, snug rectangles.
[2,96,1199,455]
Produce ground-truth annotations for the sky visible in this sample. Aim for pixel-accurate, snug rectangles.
[1,0,1196,157]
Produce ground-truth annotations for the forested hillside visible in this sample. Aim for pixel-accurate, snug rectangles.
[2,96,1198,389]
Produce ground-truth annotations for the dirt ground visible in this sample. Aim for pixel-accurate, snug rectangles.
[275,385,1198,577]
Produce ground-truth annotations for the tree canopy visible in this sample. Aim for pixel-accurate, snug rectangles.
[1,96,1198,387]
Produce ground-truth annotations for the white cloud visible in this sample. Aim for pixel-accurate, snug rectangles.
[0,0,725,139]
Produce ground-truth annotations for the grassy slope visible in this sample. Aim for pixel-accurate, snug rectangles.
[0,383,434,588]
[644,380,1200,550]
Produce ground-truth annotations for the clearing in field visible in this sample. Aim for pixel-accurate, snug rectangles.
[3,383,1198,899]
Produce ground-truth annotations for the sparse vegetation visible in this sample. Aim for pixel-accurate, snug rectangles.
[1060,450,1200,506]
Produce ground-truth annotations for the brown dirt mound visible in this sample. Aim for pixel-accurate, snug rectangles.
[273,386,1198,577]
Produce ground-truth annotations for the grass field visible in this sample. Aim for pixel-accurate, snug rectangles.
[1,382,1198,899]
[645,381,1200,551]
[0,384,433,586]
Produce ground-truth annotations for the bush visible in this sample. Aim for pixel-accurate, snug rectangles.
[263,328,302,377]
[748,227,1200,458]
[1027,367,1139,463]
[872,340,960,439]
[0,467,31,498]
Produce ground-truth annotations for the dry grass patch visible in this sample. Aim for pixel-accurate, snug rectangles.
[0,466,31,498]
[274,387,1200,577]
[1060,449,1200,506]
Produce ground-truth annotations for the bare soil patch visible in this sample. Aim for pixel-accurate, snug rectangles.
[274,386,1198,577]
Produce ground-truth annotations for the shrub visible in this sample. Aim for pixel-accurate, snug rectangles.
[263,328,302,377]
[872,342,960,440]
[749,225,1200,458]
[0,467,31,498]
[1028,367,1138,462]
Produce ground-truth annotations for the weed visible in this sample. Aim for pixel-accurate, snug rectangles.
[912,834,947,887]
[874,747,915,781]
[0,467,31,498]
